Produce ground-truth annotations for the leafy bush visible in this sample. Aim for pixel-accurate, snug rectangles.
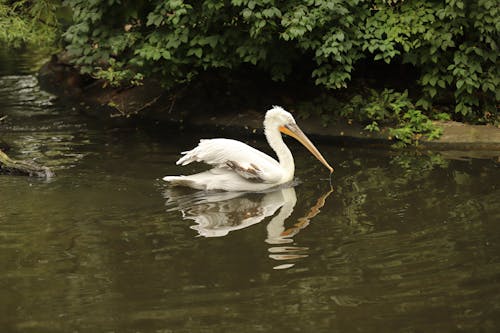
[60,0,498,124]
[298,88,448,147]
[364,0,498,122]
[0,0,60,47]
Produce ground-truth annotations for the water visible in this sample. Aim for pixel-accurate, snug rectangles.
[1,50,500,333]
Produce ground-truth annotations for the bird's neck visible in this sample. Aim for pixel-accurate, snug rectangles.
[265,125,295,181]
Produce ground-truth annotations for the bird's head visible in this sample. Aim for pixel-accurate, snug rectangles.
[265,106,334,174]
[265,106,296,127]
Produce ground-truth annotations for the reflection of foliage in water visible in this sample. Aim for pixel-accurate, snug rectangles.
[390,151,448,172]
[331,150,496,234]
[271,150,500,332]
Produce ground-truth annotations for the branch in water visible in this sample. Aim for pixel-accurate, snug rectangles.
[0,150,54,178]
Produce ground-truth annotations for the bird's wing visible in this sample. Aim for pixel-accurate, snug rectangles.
[176,138,283,183]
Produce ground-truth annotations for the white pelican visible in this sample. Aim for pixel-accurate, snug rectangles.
[163,106,333,191]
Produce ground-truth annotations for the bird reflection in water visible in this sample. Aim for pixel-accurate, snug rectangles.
[164,185,333,269]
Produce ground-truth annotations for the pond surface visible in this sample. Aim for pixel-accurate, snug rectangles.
[1,50,500,333]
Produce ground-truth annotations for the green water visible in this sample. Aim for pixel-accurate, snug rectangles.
[1,52,500,333]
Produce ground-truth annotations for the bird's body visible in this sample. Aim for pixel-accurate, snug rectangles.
[166,138,286,191]
[163,106,333,191]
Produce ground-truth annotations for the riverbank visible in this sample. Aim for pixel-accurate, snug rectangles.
[38,55,500,158]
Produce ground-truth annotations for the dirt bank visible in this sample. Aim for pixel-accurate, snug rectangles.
[38,55,500,158]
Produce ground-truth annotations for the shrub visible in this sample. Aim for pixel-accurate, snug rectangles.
[60,0,498,123]
[0,0,60,47]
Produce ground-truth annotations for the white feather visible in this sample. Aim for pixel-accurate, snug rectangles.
[176,138,283,183]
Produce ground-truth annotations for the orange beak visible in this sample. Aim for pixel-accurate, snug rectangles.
[279,123,334,174]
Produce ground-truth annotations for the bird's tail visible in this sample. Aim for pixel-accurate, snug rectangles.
[163,175,188,185]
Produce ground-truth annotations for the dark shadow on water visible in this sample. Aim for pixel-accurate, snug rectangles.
[163,184,333,270]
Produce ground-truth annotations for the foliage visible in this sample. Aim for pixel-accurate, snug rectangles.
[59,0,498,124]
[0,0,60,47]
[298,88,447,147]
[364,0,499,122]
[360,89,444,147]
[60,0,371,89]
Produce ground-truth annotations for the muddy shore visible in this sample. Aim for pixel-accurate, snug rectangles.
[38,56,500,159]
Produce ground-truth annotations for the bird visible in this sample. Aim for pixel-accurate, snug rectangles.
[163,106,333,191]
